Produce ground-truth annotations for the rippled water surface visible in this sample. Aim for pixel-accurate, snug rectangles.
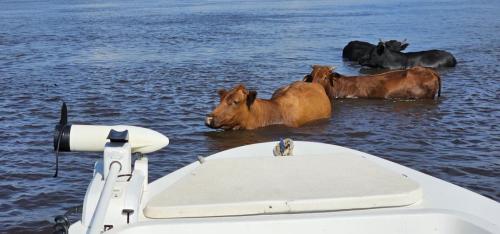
[1,0,499,233]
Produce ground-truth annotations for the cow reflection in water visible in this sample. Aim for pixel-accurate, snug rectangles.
[205,82,331,130]
[304,65,441,100]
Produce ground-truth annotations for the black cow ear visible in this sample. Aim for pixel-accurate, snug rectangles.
[246,91,257,107]
[329,74,339,86]
[303,75,312,82]
[401,43,409,50]
[218,89,227,99]
[328,76,334,86]
[376,43,385,55]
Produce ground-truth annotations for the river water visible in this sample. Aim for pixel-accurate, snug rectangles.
[0,0,499,233]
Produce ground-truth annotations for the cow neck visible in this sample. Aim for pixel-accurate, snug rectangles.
[329,76,356,98]
[244,99,283,129]
[330,76,372,98]
[386,51,409,69]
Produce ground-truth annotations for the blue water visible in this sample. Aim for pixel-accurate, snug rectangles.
[0,0,499,233]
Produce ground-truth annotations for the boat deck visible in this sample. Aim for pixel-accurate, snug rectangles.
[144,154,422,218]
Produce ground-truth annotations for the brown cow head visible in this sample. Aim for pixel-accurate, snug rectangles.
[303,65,335,88]
[303,65,335,82]
[205,84,257,130]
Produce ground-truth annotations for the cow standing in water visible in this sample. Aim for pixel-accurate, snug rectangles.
[343,39,409,62]
[205,82,331,130]
[359,41,456,69]
[303,65,441,99]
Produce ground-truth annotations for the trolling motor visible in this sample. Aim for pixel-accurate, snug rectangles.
[52,102,169,234]
[53,102,169,176]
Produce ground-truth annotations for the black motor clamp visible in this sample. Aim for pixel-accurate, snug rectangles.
[107,129,129,143]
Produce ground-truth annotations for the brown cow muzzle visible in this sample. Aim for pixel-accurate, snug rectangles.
[205,115,218,128]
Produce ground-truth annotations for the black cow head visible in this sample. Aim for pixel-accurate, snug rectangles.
[384,39,409,52]
[358,42,387,68]
[359,39,410,69]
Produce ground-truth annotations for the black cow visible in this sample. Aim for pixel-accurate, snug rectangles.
[359,42,457,69]
[342,39,409,62]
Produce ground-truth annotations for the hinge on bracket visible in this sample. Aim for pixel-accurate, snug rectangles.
[104,225,113,231]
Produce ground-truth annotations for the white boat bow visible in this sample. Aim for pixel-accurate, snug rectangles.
[63,140,499,234]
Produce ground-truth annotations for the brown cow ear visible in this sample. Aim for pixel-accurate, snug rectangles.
[303,75,312,82]
[218,89,228,99]
[246,91,257,108]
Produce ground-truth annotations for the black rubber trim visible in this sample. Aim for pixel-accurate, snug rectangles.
[54,124,71,152]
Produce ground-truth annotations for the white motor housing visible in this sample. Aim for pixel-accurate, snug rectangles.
[55,124,169,154]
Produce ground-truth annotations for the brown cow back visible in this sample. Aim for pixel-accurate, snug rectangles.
[305,65,440,99]
[272,81,331,127]
[206,82,331,130]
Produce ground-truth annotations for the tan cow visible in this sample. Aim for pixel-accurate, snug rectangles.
[205,82,331,130]
[303,65,441,99]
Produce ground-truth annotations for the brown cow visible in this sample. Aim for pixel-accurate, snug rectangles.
[303,65,441,99]
[205,82,331,130]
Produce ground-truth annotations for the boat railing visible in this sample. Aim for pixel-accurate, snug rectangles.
[87,161,122,234]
